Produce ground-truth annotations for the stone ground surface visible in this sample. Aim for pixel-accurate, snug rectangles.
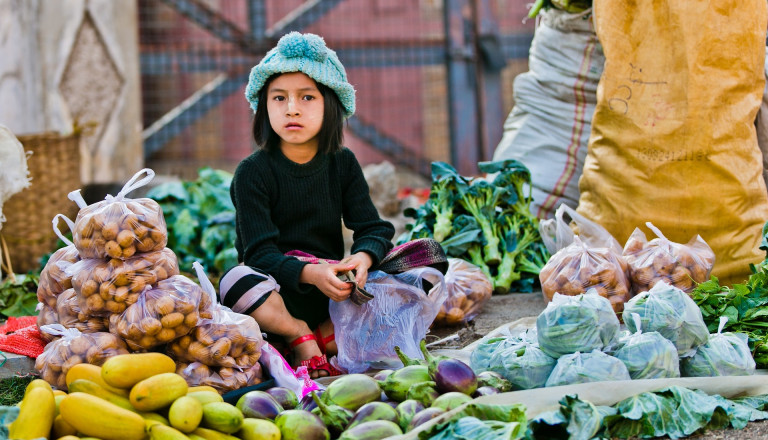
[428,291,768,440]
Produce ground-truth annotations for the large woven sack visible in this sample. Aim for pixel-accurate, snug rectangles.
[578,0,768,286]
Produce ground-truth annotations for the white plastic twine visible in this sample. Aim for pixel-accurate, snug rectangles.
[108,168,156,201]
[632,313,643,335]
[717,316,729,334]
[39,323,81,341]
[192,261,217,304]
[52,214,76,247]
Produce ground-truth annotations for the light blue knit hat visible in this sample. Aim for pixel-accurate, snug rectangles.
[245,32,355,118]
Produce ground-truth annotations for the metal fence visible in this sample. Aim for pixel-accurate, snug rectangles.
[139,0,535,180]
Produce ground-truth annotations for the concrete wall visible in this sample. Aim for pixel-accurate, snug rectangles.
[0,0,143,184]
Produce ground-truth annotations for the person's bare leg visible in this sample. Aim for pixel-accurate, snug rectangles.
[247,291,326,376]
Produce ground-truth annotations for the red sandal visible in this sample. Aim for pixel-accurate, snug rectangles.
[289,334,343,377]
[313,327,335,354]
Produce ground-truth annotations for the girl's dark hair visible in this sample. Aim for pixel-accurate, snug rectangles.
[252,74,346,155]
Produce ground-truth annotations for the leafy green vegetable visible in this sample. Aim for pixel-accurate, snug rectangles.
[489,342,556,391]
[400,160,549,294]
[0,273,39,318]
[529,395,615,440]
[544,350,630,388]
[681,317,755,377]
[421,403,527,440]
[527,0,591,19]
[147,167,236,276]
[614,313,680,379]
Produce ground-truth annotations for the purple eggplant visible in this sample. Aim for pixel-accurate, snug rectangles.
[431,391,473,411]
[300,389,323,412]
[473,386,500,397]
[266,386,300,410]
[405,381,439,407]
[275,409,330,440]
[310,391,353,438]
[346,401,399,430]
[395,399,425,431]
[406,407,446,432]
[419,340,477,396]
[476,371,512,392]
[322,374,381,411]
[372,369,394,381]
[378,365,431,402]
[235,390,284,420]
[338,420,402,440]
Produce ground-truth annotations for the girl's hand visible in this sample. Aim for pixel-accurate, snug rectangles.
[300,262,356,302]
[341,252,374,287]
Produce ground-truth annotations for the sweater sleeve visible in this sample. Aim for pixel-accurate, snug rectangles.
[340,149,396,267]
[231,157,312,294]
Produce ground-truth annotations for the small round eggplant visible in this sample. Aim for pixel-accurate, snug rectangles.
[266,386,300,410]
[236,390,284,420]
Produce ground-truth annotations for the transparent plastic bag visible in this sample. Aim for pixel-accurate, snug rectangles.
[682,317,756,377]
[329,267,447,373]
[176,361,265,393]
[536,290,620,358]
[539,205,631,314]
[623,222,715,294]
[35,325,129,390]
[36,303,59,342]
[109,274,212,351]
[469,331,531,373]
[622,281,709,358]
[70,247,179,317]
[614,313,680,379]
[37,215,81,309]
[489,340,556,390]
[545,350,631,387]
[68,169,167,260]
[168,262,264,369]
[433,258,493,327]
[259,342,322,399]
[55,288,109,334]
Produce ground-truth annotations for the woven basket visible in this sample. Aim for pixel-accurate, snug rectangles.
[1,131,82,273]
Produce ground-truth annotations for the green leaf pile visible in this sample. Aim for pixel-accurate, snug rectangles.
[0,273,39,318]
[146,167,238,276]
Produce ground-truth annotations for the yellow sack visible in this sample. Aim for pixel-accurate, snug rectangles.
[577,0,768,286]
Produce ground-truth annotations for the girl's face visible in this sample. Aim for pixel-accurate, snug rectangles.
[267,72,325,153]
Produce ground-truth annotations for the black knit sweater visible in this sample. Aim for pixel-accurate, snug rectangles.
[230,147,395,326]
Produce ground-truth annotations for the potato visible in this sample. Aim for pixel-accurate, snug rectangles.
[176,361,264,393]
[37,245,81,309]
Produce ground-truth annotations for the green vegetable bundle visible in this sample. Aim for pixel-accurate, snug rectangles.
[528,0,592,19]
[146,167,238,277]
[399,160,549,294]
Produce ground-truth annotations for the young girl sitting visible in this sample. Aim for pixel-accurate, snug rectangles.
[219,32,395,378]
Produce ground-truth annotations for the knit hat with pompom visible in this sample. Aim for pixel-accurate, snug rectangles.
[245,32,355,117]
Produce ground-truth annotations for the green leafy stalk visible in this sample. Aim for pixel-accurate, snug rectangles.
[457,181,505,265]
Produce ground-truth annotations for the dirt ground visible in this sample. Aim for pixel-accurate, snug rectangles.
[425,291,768,440]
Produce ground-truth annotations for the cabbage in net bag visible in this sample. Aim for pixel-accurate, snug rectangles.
[167,262,264,370]
[545,349,631,387]
[536,290,620,358]
[330,267,447,373]
[109,274,212,351]
[68,169,167,260]
[176,361,265,393]
[489,339,556,390]
[622,281,709,358]
[37,214,80,309]
[433,258,492,327]
[614,313,680,379]
[623,222,715,294]
[469,330,533,373]
[539,205,631,314]
[681,317,756,377]
[35,324,129,390]
[70,247,179,317]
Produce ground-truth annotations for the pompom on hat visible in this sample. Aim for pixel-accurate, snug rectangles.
[245,32,355,117]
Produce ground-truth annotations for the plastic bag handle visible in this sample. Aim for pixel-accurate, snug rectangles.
[67,189,87,209]
[39,323,81,340]
[52,214,75,247]
[631,313,643,335]
[717,316,728,334]
[192,261,217,303]
[111,168,156,201]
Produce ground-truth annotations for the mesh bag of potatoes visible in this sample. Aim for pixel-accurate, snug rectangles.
[176,361,265,393]
[35,324,129,390]
[539,204,631,314]
[623,222,715,294]
[109,274,213,351]
[67,169,167,260]
[70,247,180,317]
[433,258,493,327]
[37,215,81,309]
[167,262,263,369]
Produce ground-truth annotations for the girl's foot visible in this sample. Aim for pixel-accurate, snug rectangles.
[288,333,332,378]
